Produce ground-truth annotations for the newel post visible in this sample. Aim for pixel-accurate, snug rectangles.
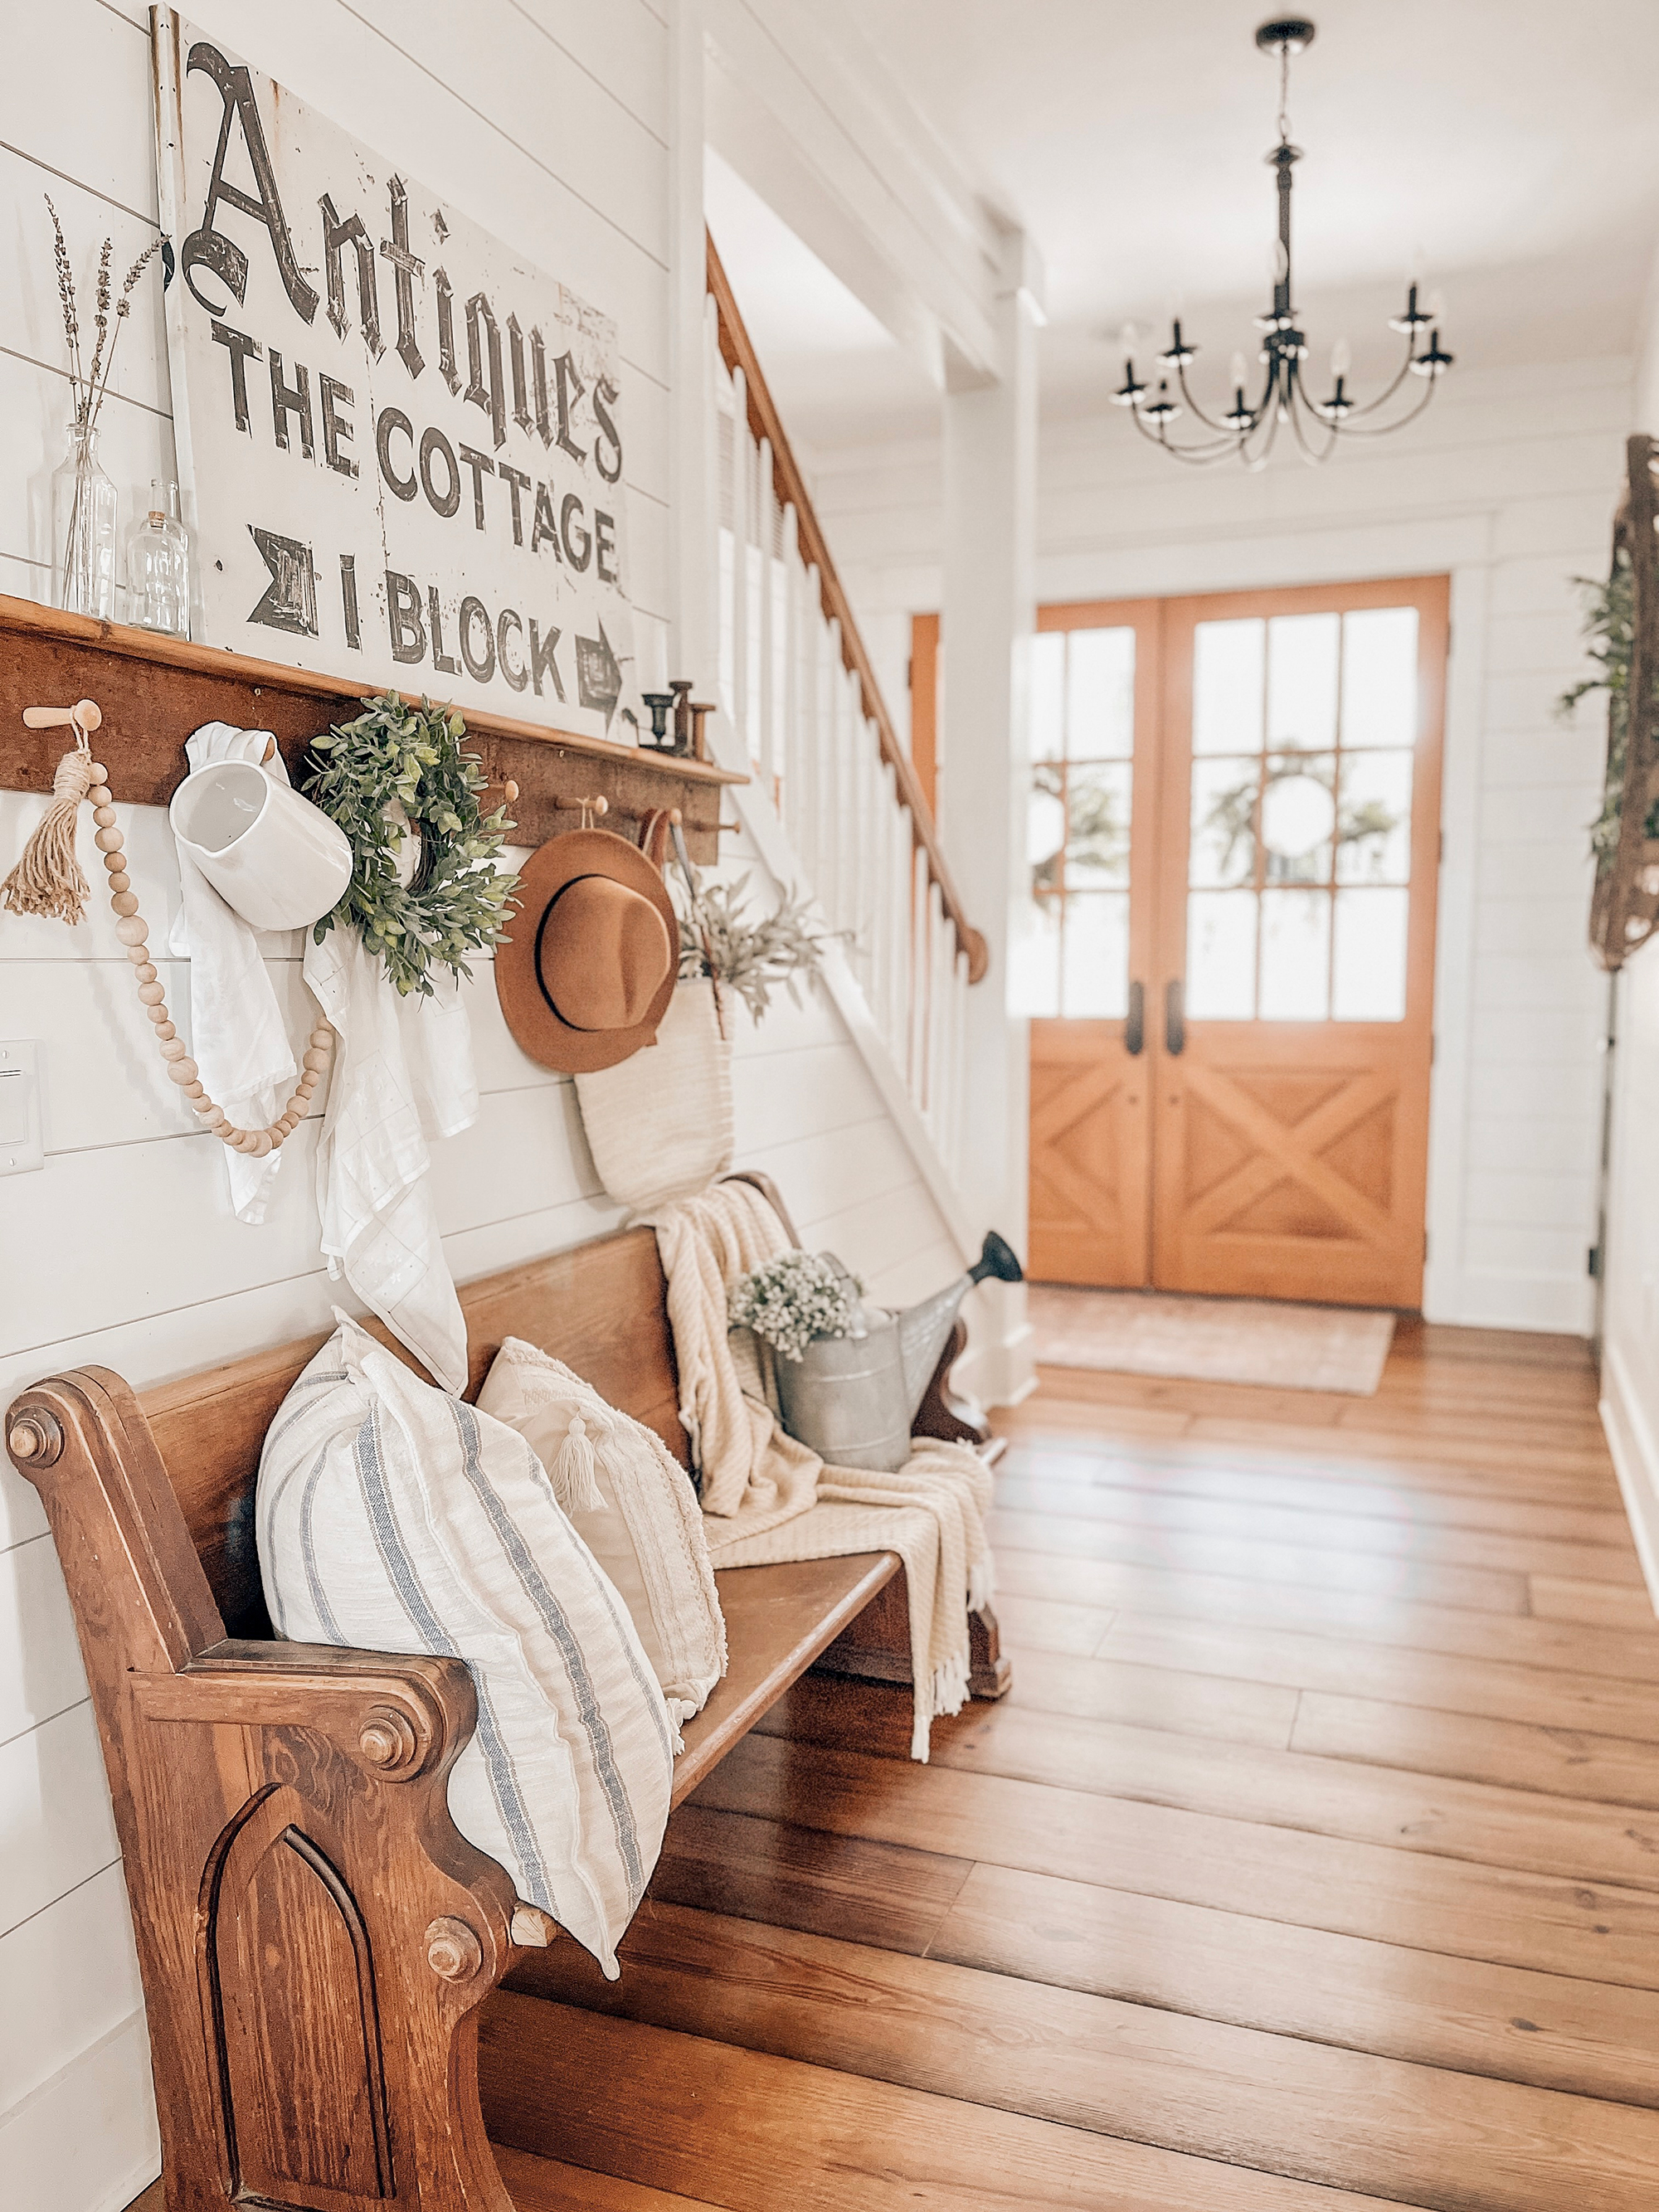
[941,226,1043,1406]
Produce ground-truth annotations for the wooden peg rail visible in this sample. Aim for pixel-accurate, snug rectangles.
[0,596,744,862]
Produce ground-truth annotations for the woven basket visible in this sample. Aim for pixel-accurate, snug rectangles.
[573,978,733,1210]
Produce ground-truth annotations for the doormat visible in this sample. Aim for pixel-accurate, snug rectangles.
[1029,1285,1396,1397]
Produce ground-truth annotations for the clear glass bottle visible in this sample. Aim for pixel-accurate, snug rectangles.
[127,478,192,638]
[51,419,119,620]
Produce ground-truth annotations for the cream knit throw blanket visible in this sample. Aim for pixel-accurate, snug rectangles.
[641,1180,994,1759]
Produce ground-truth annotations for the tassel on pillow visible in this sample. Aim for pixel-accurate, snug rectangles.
[550,1412,608,1515]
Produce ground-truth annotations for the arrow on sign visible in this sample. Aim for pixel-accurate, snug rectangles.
[246,526,319,636]
[575,620,626,731]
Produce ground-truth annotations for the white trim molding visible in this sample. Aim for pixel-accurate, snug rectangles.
[1601,1339,1659,1617]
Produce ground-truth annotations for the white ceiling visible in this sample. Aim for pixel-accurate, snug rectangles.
[708,0,1659,451]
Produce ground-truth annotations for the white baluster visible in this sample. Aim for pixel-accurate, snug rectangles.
[857,720,879,998]
[703,299,723,713]
[886,772,909,1066]
[944,944,969,1184]
[910,842,929,1101]
[927,879,950,1144]
[824,619,846,936]
[780,503,802,841]
[871,757,893,1048]
[729,366,752,760]
[757,437,776,800]
[805,571,827,899]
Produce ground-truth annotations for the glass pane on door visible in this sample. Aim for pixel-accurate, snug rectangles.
[1184,605,1419,1022]
[1019,625,1136,1018]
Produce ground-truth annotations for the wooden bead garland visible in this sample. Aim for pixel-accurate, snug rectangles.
[85,762,333,1155]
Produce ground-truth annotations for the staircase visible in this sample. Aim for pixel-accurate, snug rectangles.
[698,236,989,1258]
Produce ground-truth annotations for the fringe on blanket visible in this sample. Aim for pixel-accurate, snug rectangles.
[642,1179,998,1761]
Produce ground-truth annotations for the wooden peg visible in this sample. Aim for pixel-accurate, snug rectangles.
[23,698,103,734]
[552,794,608,817]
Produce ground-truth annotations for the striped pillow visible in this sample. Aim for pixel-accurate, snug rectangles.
[255,1315,674,1977]
[478,1337,727,1729]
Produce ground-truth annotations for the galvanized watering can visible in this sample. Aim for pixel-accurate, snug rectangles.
[774,1231,1024,1471]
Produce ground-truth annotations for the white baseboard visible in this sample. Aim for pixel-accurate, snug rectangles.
[1599,1339,1659,1617]
[956,1328,1037,1412]
[955,1281,1036,1412]
[1423,1264,1595,1336]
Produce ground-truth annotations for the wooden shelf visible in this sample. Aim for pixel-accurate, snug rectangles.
[0,595,743,859]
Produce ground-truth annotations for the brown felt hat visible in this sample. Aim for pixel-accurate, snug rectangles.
[495,827,679,1072]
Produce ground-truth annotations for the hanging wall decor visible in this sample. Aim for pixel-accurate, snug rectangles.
[302,691,518,997]
[151,10,641,738]
[1579,435,1659,970]
[1,699,333,1161]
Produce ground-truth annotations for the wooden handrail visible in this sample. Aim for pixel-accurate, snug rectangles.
[706,233,990,984]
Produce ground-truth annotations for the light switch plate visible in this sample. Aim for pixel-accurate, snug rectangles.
[0,1042,43,1174]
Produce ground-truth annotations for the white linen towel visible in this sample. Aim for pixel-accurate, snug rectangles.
[168,723,300,1224]
[302,925,476,1396]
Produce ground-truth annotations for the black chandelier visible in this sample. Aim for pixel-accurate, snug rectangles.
[1113,17,1454,466]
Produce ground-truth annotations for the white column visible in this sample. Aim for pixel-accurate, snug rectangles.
[668,0,713,686]
[940,227,1041,1409]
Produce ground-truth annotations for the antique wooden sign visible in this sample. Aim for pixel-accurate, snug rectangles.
[151,8,641,741]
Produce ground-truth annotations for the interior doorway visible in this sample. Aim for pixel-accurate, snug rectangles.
[1020,576,1447,1310]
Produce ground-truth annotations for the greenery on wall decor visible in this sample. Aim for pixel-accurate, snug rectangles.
[1558,552,1641,872]
[676,873,839,1022]
[1200,746,1402,884]
[302,692,519,996]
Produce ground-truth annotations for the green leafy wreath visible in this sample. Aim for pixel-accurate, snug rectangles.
[302,691,519,997]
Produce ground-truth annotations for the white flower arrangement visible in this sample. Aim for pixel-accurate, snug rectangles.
[727,1251,865,1363]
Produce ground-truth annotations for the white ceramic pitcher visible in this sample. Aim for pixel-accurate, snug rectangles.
[169,760,353,932]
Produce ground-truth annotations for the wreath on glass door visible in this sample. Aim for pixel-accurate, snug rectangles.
[302,691,519,997]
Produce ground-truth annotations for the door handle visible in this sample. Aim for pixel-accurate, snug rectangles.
[1165,979,1185,1056]
[1125,980,1145,1056]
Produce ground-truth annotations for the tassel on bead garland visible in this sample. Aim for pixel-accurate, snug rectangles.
[2,746,97,923]
[2,725,334,1154]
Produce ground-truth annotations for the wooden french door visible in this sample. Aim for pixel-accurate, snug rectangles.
[1024,600,1161,1286]
[1026,576,1447,1310]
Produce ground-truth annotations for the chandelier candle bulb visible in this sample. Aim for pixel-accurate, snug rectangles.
[1117,16,1453,464]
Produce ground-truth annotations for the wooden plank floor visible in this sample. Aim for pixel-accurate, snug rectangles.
[484,1320,1659,2212]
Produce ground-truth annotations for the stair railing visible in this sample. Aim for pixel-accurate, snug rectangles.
[704,235,985,1186]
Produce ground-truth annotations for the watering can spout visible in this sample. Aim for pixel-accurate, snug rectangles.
[896,1230,1024,1420]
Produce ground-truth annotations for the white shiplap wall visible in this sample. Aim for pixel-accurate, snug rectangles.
[813,355,1629,1336]
[0,7,955,2209]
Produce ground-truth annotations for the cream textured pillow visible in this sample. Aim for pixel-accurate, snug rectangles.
[255,1315,674,1978]
[478,1337,727,1728]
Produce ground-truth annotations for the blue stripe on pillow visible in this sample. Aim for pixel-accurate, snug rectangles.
[258,1369,348,1576]
[298,1443,346,1645]
[351,1405,555,1913]
[446,1400,649,1907]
